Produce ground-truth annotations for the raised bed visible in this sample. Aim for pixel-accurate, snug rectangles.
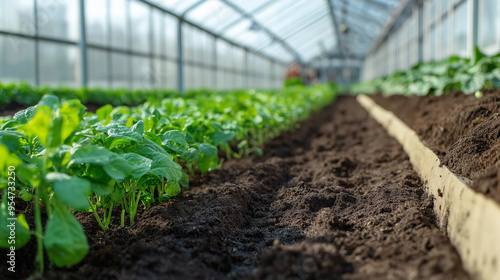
[1,96,470,279]
[360,91,500,280]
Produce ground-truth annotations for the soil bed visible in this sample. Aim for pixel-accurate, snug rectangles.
[371,90,500,204]
[1,97,469,279]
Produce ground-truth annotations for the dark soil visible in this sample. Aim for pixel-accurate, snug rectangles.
[0,101,27,117]
[1,97,469,279]
[372,90,500,204]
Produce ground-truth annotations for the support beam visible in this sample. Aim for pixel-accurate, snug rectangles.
[326,0,342,51]
[79,0,87,87]
[370,0,415,54]
[34,0,40,86]
[181,0,206,18]
[217,0,278,35]
[177,19,184,93]
[469,0,479,56]
[219,0,302,63]
[138,0,288,66]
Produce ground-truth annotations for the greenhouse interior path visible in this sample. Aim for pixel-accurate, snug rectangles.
[31,96,470,279]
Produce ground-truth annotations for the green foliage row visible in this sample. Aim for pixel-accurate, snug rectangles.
[351,47,500,96]
[0,81,183,109]
[0,84,337,274]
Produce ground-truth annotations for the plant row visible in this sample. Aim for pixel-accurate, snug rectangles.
[351,47,500,96]
[0,84,337,274]
[0,81,186,109]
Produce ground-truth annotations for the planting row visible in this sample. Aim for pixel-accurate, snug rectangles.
[0,81,185,109]
[351,47,500,96]
[0,84,338,274]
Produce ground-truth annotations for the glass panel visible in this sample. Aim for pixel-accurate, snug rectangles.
[453,3,467,56]
[86,0,108,46]
[166,60,177,89]
[153,10,166,56]
[131,55,151,89]
[110,0,127,49]
[186,0,240,33]
[111,52,129,88]
[441,16,448,58]
[479,0,499,53]
[38,0,79,41]
[229,0,271,13]
[153,58,167,88]
[130,0,150,53]
[0,0,35,35]
[87,48,109,87]
[39,42,79,86]
[0,35,35,83]
[166,14,178,58]
[149,0,200,14]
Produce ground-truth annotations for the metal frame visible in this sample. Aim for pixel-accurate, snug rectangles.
[326,0,342,52]
[218,0,303,63]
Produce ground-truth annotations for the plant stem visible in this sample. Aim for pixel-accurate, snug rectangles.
[34,188,44,274]
[88,197,107,231]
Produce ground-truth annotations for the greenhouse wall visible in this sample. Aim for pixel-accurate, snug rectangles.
[0,0,288,91]
[362,0,500,80]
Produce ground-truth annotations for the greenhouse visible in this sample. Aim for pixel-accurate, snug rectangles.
[0,0,499,279]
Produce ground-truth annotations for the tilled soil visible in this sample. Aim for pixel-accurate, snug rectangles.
[372,90,500,204]
[1,97,469,279]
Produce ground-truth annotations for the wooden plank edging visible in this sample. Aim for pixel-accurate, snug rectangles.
[357,94,500,280]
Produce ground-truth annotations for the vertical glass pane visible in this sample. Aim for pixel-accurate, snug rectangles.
[111,52,129,88]
[479,0,499,52]
[0,35,35,83]
[153,10,165,56]
[39,42,79,86]
[166,14,178,58]
[130,0,150,53]
[153,58,166,88]
[453,3,468,56]
[182,24,192,63]
[0,0,35,35]
[166,60,177,89]
[86,0,108,46]
[87,48,109,88]
[38,0,79,41]
[132,56,150,89]
[110,0,127,49]
[442,16,448,58]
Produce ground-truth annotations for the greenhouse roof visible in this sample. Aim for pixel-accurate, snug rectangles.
[145,0,403,64]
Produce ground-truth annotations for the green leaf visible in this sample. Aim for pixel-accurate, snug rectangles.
[131,120,145,135]
[38,94,60,112]
[160,130,187,153]
[96,104,113,124]
[69,145,112,165]
[180,172,189,189]
[165,181,181,196]
[121,153,152,179]
[103,154,133,180]
[180,147,200,161]
[198,143,217,156]
[472,46,485,65]
[0,196,31,249]
[90,182,114,196]
[23,107,52,146]
[208,131,235,144]
[44,205,89,267]
[46,173,91,210]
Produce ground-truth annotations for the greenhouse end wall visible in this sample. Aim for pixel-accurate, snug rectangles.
[362,0,500,81]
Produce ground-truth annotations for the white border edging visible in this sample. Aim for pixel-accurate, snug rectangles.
[357,94,500,280]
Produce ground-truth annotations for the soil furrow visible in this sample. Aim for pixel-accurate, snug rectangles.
[2,96,469,279]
